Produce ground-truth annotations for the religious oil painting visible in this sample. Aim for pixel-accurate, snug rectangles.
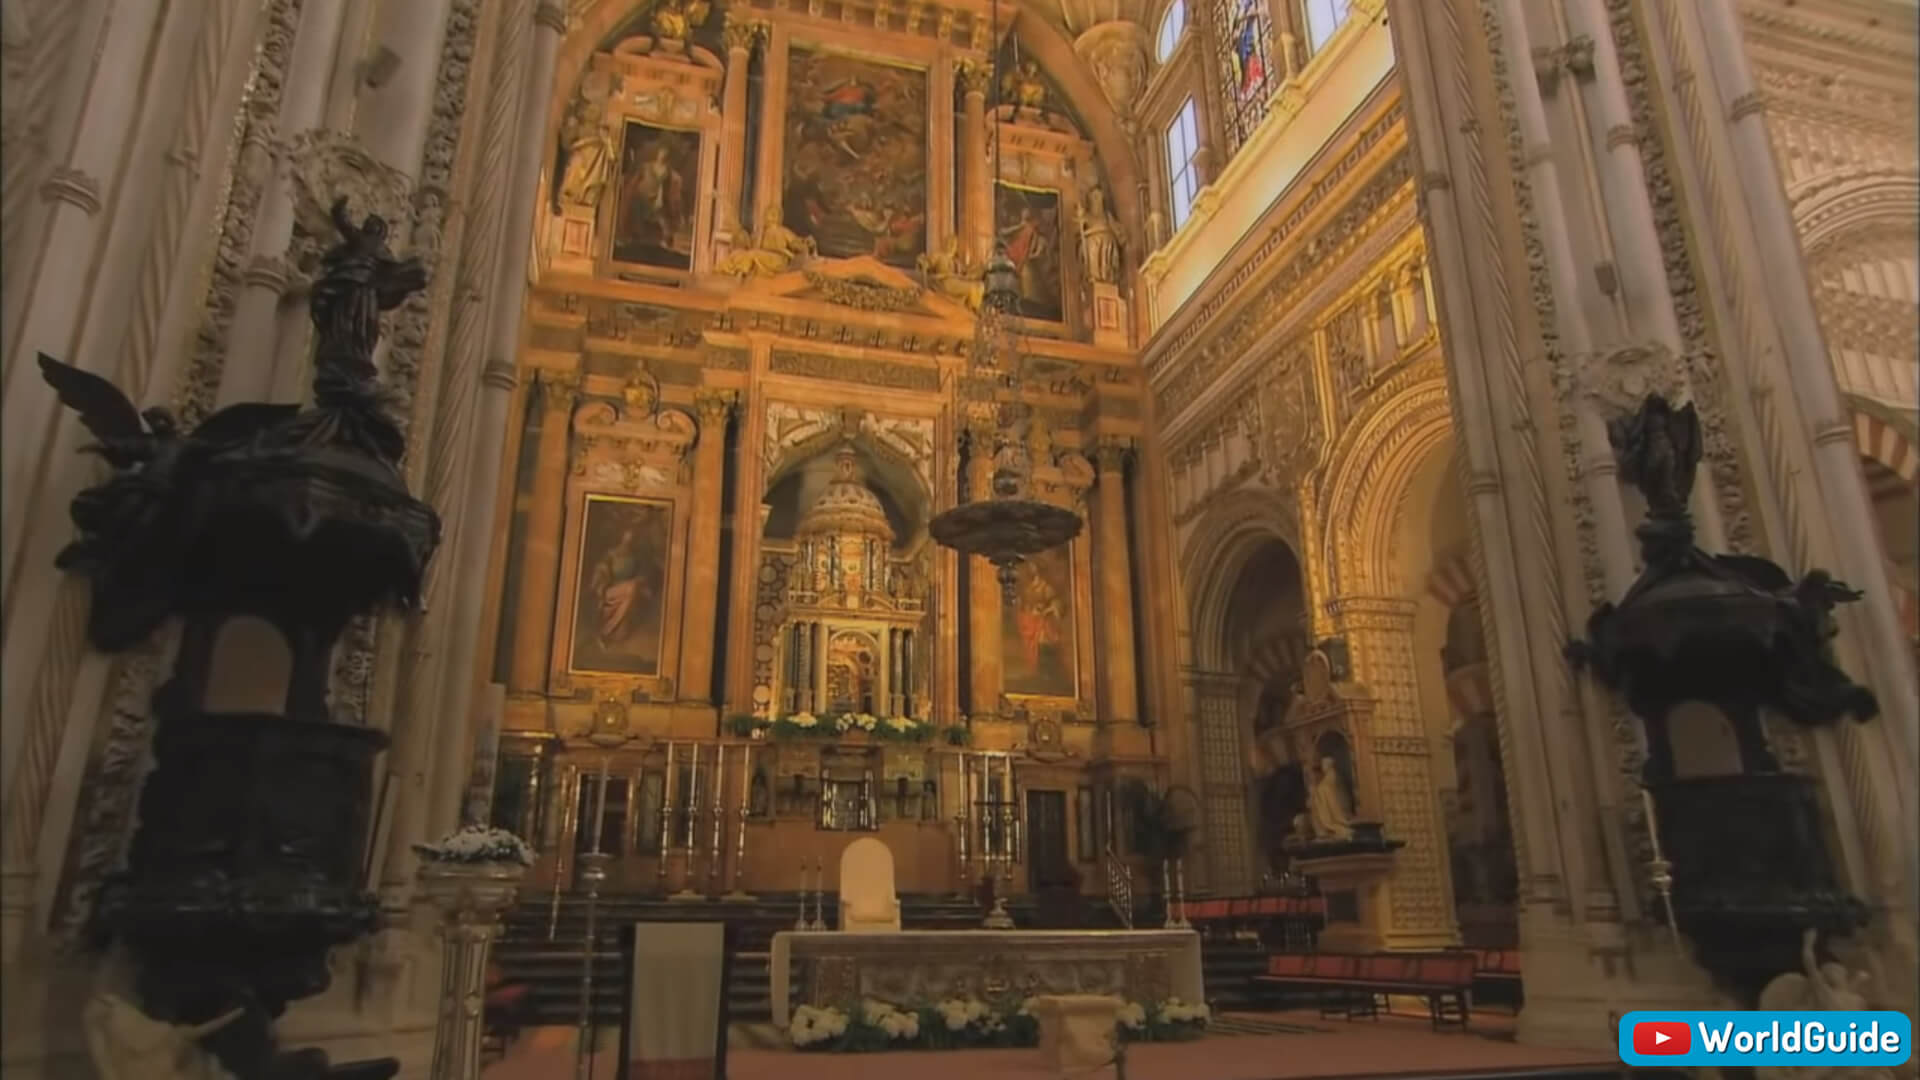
[782,49,929,267]
[610,121,701,270]
[569,495,674,676]
[1002,542,1078,699]
[994,183,1064,322]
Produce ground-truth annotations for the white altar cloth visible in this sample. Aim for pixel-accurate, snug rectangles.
[768,928,1204,1026]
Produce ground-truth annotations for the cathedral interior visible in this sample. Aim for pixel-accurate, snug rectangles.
[1,0,1916,1076]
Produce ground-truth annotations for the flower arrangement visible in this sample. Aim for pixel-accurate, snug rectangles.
[412,824,534,866]
[785,995,1201,1052]
[732,712,939,743]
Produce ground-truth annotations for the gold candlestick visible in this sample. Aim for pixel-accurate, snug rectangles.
[709,745,726,895]
[657,743,676,889]
[1639,786,1681,947]
[728,743,753,899]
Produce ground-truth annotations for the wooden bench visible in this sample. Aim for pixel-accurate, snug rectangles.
[1251,951,1475,1030]
[1185,894,1325,950]
[1471,948,1523,1012]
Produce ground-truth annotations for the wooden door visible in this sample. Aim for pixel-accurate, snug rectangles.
[1025,789,1071,891]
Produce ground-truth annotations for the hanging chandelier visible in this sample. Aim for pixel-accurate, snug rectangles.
[927,11,1082,597]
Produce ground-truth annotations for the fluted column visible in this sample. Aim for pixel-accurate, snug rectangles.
[508,370,580,694]
[1092,438,1138,724]
[418,860,526,1080]
[215,0,354,407]
[965,417,1002,718]
[2,0,171,598]
[714,17,761,243]
[424,0,569,841]
[956,61,992,264]
[679,390,737,702]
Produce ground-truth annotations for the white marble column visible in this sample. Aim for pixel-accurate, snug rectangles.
[215,0,355,407]
[424,0,568,842]
[1,0,172,604]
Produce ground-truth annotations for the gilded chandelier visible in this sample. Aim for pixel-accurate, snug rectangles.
[927,13,1082,595]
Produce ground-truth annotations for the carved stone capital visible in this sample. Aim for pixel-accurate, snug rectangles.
[40,167,102,215]
[1574,343,1687,417]
[1093,436,1134,472]
[533,1,568,32]
[534,369,582,412]
[722,14,764,52]
[282,129,414,271]
[1727,92,1767,122]
[954,58,992,98]
[694,388,738,423]
[244,254,294,295]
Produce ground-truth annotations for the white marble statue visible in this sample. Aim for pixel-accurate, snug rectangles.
[1751,930,1900,1080]
[84,993,242,1080]
[1307,755,1353,842]
[557,98,615,210]
[1077,187,1121,285]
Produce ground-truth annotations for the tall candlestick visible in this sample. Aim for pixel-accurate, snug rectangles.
[815,857,826,929]
[709,745,727,894]
[729,743,752,898]
[589,755,611,853]
[657,743,676,888]
[796,859,809,929]
[1640,786,1665,860]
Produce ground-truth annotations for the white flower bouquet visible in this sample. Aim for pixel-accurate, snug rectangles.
[789,1004,849,1048]
[413,824,534,866]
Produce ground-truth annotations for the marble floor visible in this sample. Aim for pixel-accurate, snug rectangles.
[480,1008,1619,1080]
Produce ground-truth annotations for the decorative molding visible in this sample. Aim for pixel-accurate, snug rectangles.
[38,166,101,214]
[768,350,941,392]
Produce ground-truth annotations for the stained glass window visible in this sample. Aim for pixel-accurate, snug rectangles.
[1215,0,1277,148]
[1156,0,1188,62]
[1166,98,1203,231]
[1304,0,1352,54]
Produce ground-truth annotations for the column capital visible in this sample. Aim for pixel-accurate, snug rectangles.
[533,1,568,33]
[533,368,582,412]
[694,388,738,424]
[1093,436,1135,472]
[722,14,765,53]
[954,58,993,98]
[40,167,102,215]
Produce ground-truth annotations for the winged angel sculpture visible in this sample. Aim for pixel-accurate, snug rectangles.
[1755,930,1910,1080]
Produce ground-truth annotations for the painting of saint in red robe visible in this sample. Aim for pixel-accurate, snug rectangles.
[1001,543,1077,698]
[994,183,1064,322]
[570,495,672,676]
[610,121,701,270]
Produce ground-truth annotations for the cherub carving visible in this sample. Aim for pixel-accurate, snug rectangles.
[1606,393,1701,522]
[84,994,243,1080]
[647,0,712,54]
[715,207,815,279]
[1000,58,1049,113]
[309,197,426,388]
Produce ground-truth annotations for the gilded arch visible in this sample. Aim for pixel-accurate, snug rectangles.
[1790,168,1920,258]
[1319,376,1454,600]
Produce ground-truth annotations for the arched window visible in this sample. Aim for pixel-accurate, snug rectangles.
[1215,0,1277,148]
[1303,0,1352,54]
[1166,97,1203,230]
[1156,0,1188,62]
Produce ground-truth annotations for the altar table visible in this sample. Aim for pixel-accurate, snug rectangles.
[768,929,1204,1026]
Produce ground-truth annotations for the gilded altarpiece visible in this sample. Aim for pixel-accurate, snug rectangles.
[549,41,724,278]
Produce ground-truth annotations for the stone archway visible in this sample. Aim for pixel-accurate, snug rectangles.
[1180,491,1302,894]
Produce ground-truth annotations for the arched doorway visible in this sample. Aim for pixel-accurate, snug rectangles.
[1220,539,1309,880]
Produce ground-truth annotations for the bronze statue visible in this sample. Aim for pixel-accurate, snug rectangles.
[1607,393,1700,524]
[309,198,426,390]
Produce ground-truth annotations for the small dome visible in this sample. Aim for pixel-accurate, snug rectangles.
[796,447,894,542]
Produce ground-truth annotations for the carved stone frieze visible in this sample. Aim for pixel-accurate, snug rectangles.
[572,400,699,489]
[760,401,935,496]
[800,270,924,312]
[1568,342,1688,417]
[768,350,941,392]
[282,129,415,274]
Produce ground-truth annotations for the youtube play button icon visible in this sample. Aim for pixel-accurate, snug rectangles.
[1634,1021,1692,1055]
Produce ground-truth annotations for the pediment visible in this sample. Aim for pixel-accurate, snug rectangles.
[751,254,976,323]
